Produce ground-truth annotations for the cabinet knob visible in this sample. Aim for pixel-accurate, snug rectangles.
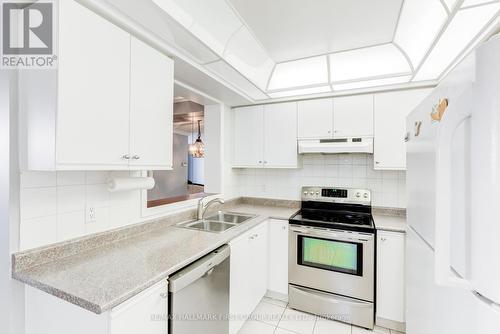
[258,161,262,164]
[122,154,130,160]
[381,237,387,241]
[132,155,140,160]
[282,226,286,230]
[160,292,168,299]
[375,161,380,164]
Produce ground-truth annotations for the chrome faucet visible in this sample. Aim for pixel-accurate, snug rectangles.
[197,197,225,220]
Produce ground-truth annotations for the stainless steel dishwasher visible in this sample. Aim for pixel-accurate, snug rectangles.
[169,245,230,334]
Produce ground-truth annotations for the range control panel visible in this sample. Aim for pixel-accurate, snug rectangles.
[301,186,371,204]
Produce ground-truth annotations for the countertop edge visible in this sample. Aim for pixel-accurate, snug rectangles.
[14,212,291,314]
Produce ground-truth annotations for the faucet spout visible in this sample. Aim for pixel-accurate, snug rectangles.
[198,197,225,220]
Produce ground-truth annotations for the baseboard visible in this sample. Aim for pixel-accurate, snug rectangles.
[376,316,406,332]
[265,290,288,303]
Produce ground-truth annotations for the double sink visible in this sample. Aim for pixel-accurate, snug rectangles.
[177,211,257,233]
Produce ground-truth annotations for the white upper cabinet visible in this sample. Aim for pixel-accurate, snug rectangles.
[129,37,174,170]
[333,95,374,137]
[233,103,299,168]
[233,105,265,168]
[374,89,431,170]
[55,0,131,169]
[19,0,174,171]
[264,102,298,167]
[297,98,333,139]
[298,95,373,139]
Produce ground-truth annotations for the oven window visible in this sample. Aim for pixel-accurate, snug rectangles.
[298,236,363,276]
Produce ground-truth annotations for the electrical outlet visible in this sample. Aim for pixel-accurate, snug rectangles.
[86,206,96,223]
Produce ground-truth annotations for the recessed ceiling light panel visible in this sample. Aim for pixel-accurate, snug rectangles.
[329,44,411,83]
[393,0,448,69]
[267,56,329,90]
[413,3,500,81]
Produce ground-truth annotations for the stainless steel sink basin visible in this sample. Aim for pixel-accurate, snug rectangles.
[176,212,256,233]
[181,220,236,233]
[204,211,255,224]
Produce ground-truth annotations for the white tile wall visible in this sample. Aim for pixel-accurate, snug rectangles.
[232,154,406,208]
[19,171,142,250]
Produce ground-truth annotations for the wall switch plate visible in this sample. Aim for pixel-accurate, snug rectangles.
[86,206,96,223]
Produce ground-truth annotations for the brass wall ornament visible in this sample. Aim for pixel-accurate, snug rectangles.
[431,98,449,122]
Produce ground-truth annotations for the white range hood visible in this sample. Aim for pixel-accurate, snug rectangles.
[298,138,373,154]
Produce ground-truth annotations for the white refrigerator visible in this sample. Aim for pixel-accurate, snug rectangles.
[406,34,500,334]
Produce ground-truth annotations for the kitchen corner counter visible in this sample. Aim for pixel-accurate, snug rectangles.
[12,198,298,315]
[373,208,407,233]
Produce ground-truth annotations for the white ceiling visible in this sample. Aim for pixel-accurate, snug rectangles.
[111,0,500,103]
[228,0,403,62]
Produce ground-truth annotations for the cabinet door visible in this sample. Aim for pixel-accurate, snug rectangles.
[264,102,298,168]
[56,0,131,169]
[109,280,168,334]
[297,98,333,139]
[250,222,269,305]
[229,231,252,334]
[374,89,431,170]
[129,37,174,170]
[268,220,289,295]
[333,95,374,137]
[376,231,405,324]
[233,106,264,167]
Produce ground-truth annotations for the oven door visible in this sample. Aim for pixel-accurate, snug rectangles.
[289,225,374,302]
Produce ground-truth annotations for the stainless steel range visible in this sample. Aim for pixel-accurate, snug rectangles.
[288,187,375,329]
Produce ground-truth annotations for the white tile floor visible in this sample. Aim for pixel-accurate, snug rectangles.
[238,297,404,334]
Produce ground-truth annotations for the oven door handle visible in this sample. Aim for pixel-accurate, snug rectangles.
[289,226,373,242]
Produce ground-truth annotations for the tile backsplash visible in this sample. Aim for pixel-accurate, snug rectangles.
[232,154,406,208]
[19,171,142,250]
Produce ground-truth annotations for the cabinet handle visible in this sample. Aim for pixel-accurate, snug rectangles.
[122,154,130,160]
[381,237,387,241]
[132,155,140,160]
[375,161,380,164]
[282,226,286,230]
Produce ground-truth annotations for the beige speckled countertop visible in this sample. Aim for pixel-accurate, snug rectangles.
[12,199,298,314]
[373,208,407,232]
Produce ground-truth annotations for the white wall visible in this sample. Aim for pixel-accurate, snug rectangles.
[19,171,142,250]
[203,104,223,194]
[1,70,26,334]
[17,104,229,251]
[232,153,406,208]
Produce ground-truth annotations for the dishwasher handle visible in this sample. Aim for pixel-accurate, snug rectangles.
[169,245,230,293]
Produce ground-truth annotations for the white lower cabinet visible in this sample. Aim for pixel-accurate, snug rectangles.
[25,280,168,334]
[267,219,289,296]
[229,222,269,334]
[376,230,405,331]
[109,281,168,334]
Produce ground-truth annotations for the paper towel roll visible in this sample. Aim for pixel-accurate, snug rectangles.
[107,177,155,192]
